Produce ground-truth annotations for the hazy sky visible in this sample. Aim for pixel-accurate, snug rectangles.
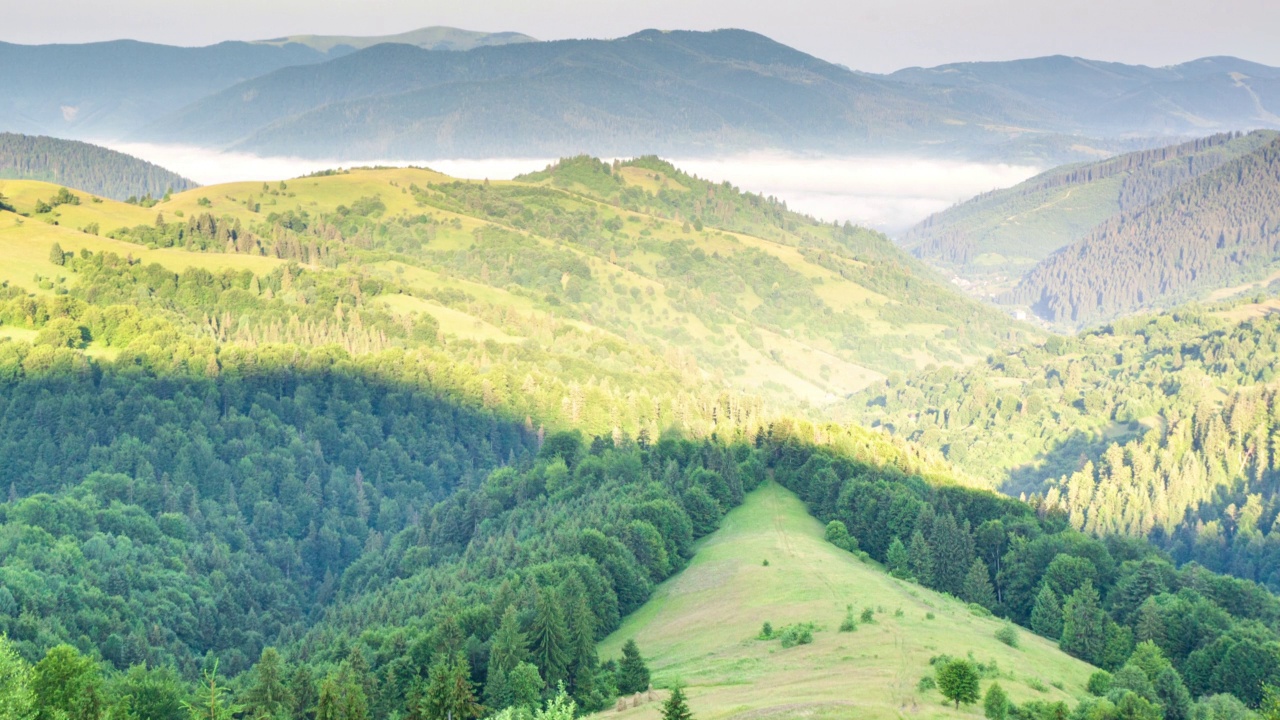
[2,0,1277,72]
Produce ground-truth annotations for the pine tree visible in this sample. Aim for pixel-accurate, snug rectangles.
[48,242,65,266]
[183,661,240,720]
[288,666,317,720]
[1030,584,1063,640]
[561,576,599,699]
[661,686,694,720]
[527,585,570,688]
[886,537,910,578]
[961,559,997,609]
[616,639,650,694]
[1061,581,1107,666]
[908,530,934,587]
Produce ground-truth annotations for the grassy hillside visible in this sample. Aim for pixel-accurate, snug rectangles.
[0,157,1029,408]
[902,131,1275,295]
[598,482,1094,720]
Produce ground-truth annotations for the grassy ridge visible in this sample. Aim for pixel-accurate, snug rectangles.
[598,482,1093,719]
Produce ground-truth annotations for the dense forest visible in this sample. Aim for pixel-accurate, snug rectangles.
[1005,135,1280,326]
[0,134,196,201]
[845,300,1280,593]
[903,131,1274,278]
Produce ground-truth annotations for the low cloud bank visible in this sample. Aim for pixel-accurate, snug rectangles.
[104,143,1040,234]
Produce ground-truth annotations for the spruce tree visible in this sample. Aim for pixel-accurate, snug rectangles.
[484,606,529,708]
[661,686,694,720]
[561,575,599,700]
[886,537,910,578]
[929,513,974,596]
[1061,581,1107,665]
[1030,585,1063,640]
[245,647,292,719]
[617,639,650,694]
[423,654,483,720]
[527,584,570,689]
[907,530,934,587]
[49,242,65,266]
[961,559,997,609]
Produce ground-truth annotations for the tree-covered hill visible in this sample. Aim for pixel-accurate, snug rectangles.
[902,131,1276,293]
[0,133,197,200]
[843,298,1280,592]
[1005,134,1280,327]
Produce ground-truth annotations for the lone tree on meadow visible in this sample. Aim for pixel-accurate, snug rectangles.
[937,659,981,709]
[661,685,694,720]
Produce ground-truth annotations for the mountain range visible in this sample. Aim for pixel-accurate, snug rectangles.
[3,28,1280,164]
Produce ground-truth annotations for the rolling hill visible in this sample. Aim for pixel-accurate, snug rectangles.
[0,156,1028,407]
[0,133,197,200]
[597,481,1095,720]
[901,130,1277,295]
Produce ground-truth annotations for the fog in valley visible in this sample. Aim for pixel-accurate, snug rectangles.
[106,141,1041,235]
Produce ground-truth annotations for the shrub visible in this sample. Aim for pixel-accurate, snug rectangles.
[861,608,875,623]
[1086,670,1113,696]
[967,603,993,618]
[995,623,1019,648]
[918,676,937,691]
[779,623,814,648]
[1027,678,1048,692]
[759,622,773,640]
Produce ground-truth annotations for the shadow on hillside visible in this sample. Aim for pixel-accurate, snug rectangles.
[999,426,1140,497]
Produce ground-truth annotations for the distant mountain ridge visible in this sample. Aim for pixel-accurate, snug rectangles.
[3,29,1279,164]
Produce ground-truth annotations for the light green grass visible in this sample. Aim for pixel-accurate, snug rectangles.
[596,482,1095,720]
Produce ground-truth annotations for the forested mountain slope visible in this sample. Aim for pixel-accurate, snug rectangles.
[844,300,1280,591]
[4,155,1280,719]
[1005,134,1280,326]
[902,131,1275,292]
[0,133,197,200]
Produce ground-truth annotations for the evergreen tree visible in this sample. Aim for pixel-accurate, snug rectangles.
[113,665,186,720]
[484,606,529,709]
[962,559,997,609]
[661,686,694,720]
[287,666,317,720]
[422,655,483,720]
[937,659,981,708]
[983,682,1009,720]
[527,585,570,689]
[1030,585,1063,639]
[561,576,599,702]
[245,647,292,719]
[617,639,650,694]
[929,513,975,596]
[49,242,65,266]
[908,530,934,587]
[184,661,240,720]
[1061,581,1107,666]
[886,537,910,578]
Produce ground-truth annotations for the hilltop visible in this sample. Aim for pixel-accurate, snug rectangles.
[597,482,1094,719]
[0,133,197,200]
[251,26,536,53]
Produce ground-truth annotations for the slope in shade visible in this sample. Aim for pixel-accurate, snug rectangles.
[599,482,1094,719]
[0,133,197,200]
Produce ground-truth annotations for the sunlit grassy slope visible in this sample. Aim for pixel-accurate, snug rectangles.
[598,483,1095,720]
[0,160,1025,406]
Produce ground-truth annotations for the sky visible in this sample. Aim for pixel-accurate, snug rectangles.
[2,0,1278,72]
